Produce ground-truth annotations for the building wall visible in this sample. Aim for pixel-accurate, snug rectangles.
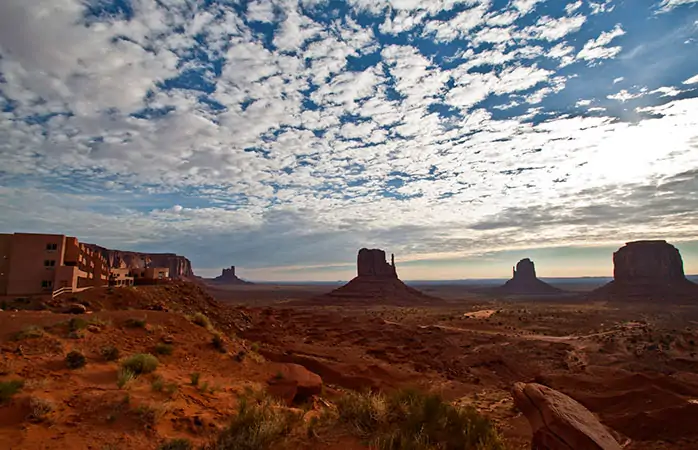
[55,266,88,291]
[5,233,67,296]
[0,234,13,295]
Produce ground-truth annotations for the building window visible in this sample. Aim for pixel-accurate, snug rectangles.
[44,260,56,267]
[41,280,53,289]
[46,243,58,251]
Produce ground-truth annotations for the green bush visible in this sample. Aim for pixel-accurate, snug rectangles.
[337,389,505,450]
[125,318,147,329]
[0,380,24,403]
[65,350,87,369]
[155,343,174,356]
[69,317,89,332]
[121,353,159,375]
[190,372,201,386]
[152,376,164,392]
[100,345,120,361]
[13,326,44,341]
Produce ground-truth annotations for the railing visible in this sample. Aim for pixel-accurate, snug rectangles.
[51,287,72,299]
[51,286,94,299]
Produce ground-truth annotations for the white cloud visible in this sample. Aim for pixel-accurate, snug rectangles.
[684,73,698,84]
[565,1,583,14]
[522,14,586,41]
[577,24,626,61]
[657,0,698,13]
[613,77,625,84]
[247,0,276,23]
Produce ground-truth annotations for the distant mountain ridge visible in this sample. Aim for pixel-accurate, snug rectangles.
[85,243,195,279]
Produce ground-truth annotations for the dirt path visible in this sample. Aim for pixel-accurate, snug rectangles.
[424,323,619,345]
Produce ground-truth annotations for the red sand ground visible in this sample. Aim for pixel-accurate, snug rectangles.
[2,282,698,449]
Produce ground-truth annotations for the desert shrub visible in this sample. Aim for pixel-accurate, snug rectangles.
[152,376,164,392]
[125,318,147,329]
[190,372,201,386]
[101,345,120,362]
[28,396,54,422]
[190,313,212,329]
[165,382,178,396]
[137,404,166,428]
[154,343,174,356]
[0,380,24,403]
[69,317,89,332]
[250,343,260,352]
[13,326,44,341]
[212,333,227,353]
[117,367,136,389]
[207,398,298,450]
[121,354,159,375]
[158,439,193,450]
[337,389,505,450]
[65,350,87,369]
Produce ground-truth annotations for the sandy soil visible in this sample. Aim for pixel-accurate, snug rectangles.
[2,282,698,449]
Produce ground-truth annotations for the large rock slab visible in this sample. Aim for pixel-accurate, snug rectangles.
[512,382,622,450]
[266,363,323,405]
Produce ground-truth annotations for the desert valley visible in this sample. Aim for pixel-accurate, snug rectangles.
[1,236,698,450]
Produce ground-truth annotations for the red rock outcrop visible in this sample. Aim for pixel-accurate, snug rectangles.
[266,363,323,406]
[315,248,441,305]
[209,266,252,285]
[357,248,397,278]
[512,382,622,450]
[493,258,562,295]
[591,240,698,301]
[85,244,194,279]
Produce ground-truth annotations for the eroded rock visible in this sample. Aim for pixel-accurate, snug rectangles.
[357,248,397,278]
[266,363,323,405]
[512,382,622,450]
[495,259,562,295]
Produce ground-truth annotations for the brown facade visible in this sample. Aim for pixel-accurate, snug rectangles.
[0,233,115,296]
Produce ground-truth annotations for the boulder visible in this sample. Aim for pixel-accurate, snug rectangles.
[357,248,397,278]
[266,363,323,405]
[67,304,87,315]
[512,382,622,450]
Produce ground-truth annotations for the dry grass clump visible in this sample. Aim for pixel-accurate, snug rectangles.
[28,396,55,422]
[337,389,505,450]
[65,350,87,369]
[121,353,159,375]
[117,367,136,389]
[154,343,174,356]
[189,312,212,330]
[13,325,44,341]
[205,397,299,450]
[158,439,193,450]
[100,345,120,361]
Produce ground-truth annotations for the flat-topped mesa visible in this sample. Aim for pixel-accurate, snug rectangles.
[613,240,686,285]
[357,248,398,278]
[590,240,698,302]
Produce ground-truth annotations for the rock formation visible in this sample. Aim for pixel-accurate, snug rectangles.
[317,248,441,305]
[210,266,252,285]
[512,382,622,450]
[357,248,397,278]
[85,244,194,279]
[591,240,698,301]
[493,258,562,295]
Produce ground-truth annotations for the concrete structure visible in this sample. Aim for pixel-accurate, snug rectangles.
[0,233,93,296]
[130,267,169,285]
[0,232,146,296]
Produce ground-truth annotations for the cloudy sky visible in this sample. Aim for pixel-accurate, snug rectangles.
[1,0,697,281]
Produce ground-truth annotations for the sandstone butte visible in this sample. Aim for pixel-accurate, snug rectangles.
[493,258,562,295]
[318,248,441,305]
[591,240,698,302]
[209,266,252,285]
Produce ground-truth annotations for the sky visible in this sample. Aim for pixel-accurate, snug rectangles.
[1,0,697,282]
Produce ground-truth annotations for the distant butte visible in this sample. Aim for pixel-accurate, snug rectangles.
[210,266,252,285]
[493,258,562,295]
[317,248,441,305]
[591,240,698,302]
